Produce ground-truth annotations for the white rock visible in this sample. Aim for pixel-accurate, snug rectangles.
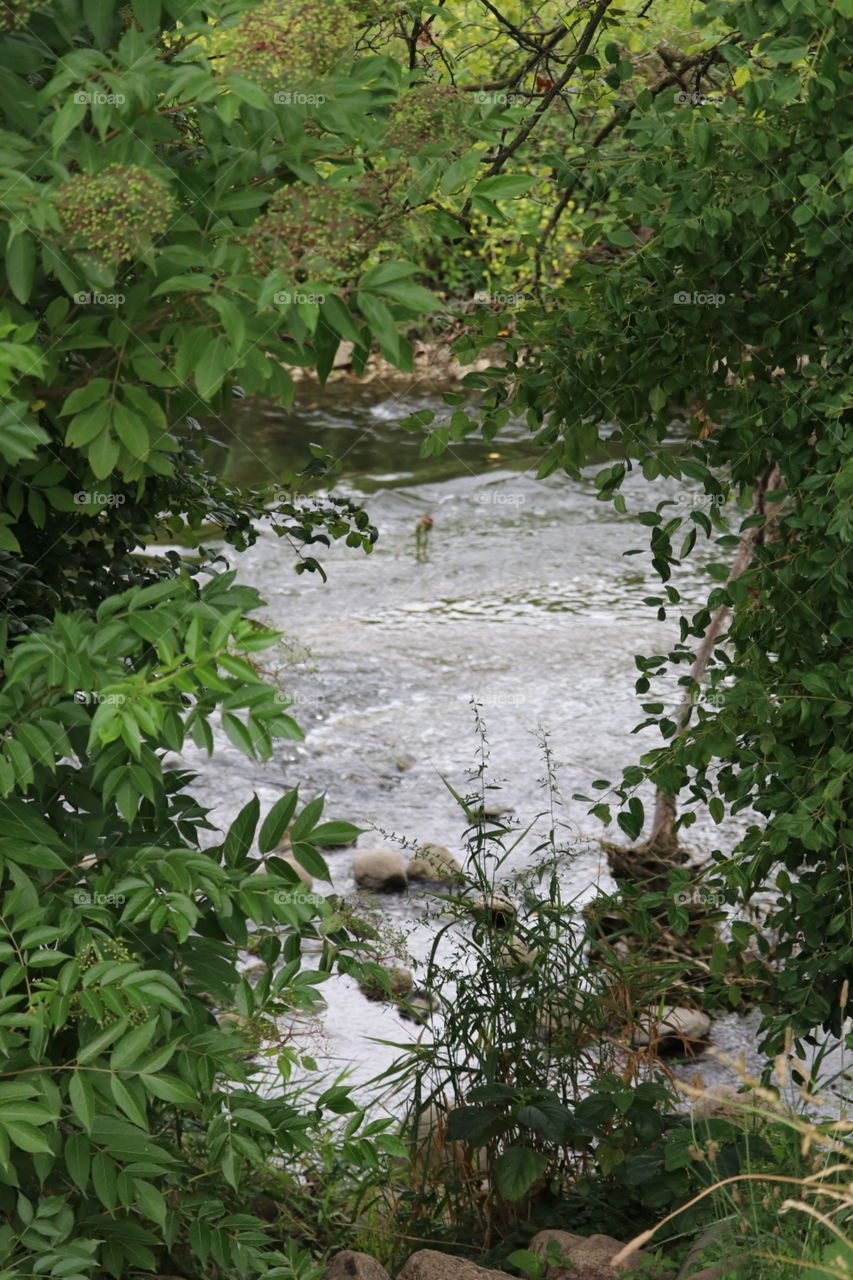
[353,848,407,893]
[407,844,463,883]
[632,1005,711,1051]
[466,894,516,930]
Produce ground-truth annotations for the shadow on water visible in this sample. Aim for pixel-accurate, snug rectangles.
[204,380,554,492]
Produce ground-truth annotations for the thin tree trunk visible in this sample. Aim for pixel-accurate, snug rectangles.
[645,462,782,855]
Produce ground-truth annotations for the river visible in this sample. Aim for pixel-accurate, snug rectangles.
[168,375,849,1117]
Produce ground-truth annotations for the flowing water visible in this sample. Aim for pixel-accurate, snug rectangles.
[169,377,849,1115]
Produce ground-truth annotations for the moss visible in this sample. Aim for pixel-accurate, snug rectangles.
[56,164,174,268]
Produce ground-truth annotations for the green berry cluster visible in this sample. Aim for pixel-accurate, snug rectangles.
[0,0,51,29]
[384,82,472,158]
[227,0,368,89]
[247,172,400,277]
[56,164,174,268]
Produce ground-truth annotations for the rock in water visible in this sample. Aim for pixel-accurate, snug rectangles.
[632,1005,711,1056]
[466,894,516,930]
[358,965,413,1002]
[407,844,463,883]
[352,848,407,893]
[398,988,441,1024]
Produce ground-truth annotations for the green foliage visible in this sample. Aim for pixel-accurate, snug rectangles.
[224,0,370,87]
[0,1,462,1274]
[433,0,853,1050]
[377,740,733,1257]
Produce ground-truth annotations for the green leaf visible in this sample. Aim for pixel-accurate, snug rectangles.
[88,429,120,479]
[289,842,331,882]
[224,794,260,864]
[110,1074,148,1129]
[60,380,112,417]
[134,1178,167,1229]
[257,790,299,854]
[64,1132,90,1191]
[320,295,364,345]
[139,1073,198,1106]
[439,151,483,195]
[91,1152,117,1209]
[472,174,535,200]
[68,1071,95,1133]
[77,1019,129,1064]
[194,336,230,401]
[289,795,325,841]
[494,1146,548,1201]
[308,821,362,845]
[0,1120,53,1154]
[109,1019,159,1071]
[5,232,36,304]
[354,293,401,364]
[447,1105,503,1144]
[113,403,149,459]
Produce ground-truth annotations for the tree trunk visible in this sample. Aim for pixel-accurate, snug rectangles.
[608,463,782,877]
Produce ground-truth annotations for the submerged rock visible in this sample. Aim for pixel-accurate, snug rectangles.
[398,987,442,1024]
[491,936,538,974]
[407,844,463,884]
[466,893,516,930]
[353,848,408,893]
[632,1005,711,1056]
[358,965,413,1002]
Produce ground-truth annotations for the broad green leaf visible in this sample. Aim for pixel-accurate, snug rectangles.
[5,232,36,304]
[68,1072,95,1132]
[494,1146,548,1201]
[138,1073,198,1106]
[257,790,299,853]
